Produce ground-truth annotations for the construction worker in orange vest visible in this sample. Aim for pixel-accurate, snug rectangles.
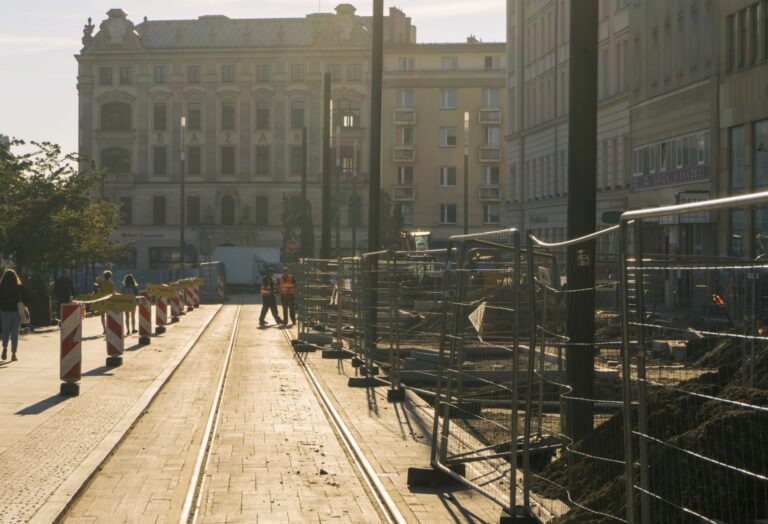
[259,267,283,327]
[277,266,296,327]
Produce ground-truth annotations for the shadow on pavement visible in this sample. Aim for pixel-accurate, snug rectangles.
[82,365,114,377]
[16,395,69,415]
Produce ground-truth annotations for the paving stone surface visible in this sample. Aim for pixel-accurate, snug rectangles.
[0,304,218,524]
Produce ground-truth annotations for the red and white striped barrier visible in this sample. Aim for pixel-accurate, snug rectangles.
[106,310,124,367]
[184,287,194,312]
[60,303,82,396]
[138,296,151,345]
[177,290,186,316]
[192,285,200,308]
[217,276,225,301]
[156,296,167,333]
[170,293,181,322]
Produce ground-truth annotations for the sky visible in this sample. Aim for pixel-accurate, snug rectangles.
[0,0,506,155]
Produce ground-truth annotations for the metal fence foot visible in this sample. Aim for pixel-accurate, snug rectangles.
[347,376,382,388]
[498,506,541,524]
[291,340,316,353]
[351,357,363,367]
[321,349,354,359]
[406,464,465,488]
[386,388,405,402]
[359,365,379,376]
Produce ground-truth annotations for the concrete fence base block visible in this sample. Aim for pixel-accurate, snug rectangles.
[321,349,354,359]
[106,356,123,367]
[299,332,335,346]
[155,326,166,334]
[406,464,465,488]
[59,382,80,397]
[359,365,379,376]
[138,336,150,346]
[351,357,363,367]
[291,340,316,353]
[386,388,406,402]
[171,317,179,324]
[347,376,382,388]
[499,506,542,524]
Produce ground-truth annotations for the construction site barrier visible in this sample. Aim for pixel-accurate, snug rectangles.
[60,303,82,396]
[105,310,124,367]
[156,296,168,333]
[138,296,151,345]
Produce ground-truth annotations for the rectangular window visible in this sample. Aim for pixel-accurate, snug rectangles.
[400,203,414,225]
[188,102,202,130]
[439,166,457,186]
[348,63,363,81]
[153,146,167,175]
[152,196,166,226]
[482,87,500,107]
[483,204,500,224]
[440,88,457,109]
[750,4,759,65]
[187,146,202,175]
[187,196,200,226]
[441,56,458,70]
[731,126,745,192]
[291,101,304,129]
[188,65,201,83]
[221,145,235,175]
[486,127,500,146]
[256,64,271,82]
[290,63,305,81]
[255,146,270,176]
[99,67,112,85]
[153,65,167,84]
[221,64,235,82]
[221,102,235,130]
[727,14,736,72]
[398,57,415,71]
[398,127,414,146]
[397,88,415,108]
[255,196,269,225]
[755,120,768,188]
[484,56,501,70]
[483,165,500,184]
[153,103,167,131]
[119,196,132,225]
[256,102,270,129]
[397,165,413,185]
[290,146,303,175]
[439,127,457,147]
[739,9,747,69]
[440,203,457,224]
[328,64,342,81]
[119,66,132,84]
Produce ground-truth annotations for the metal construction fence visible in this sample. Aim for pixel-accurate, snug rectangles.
[291,192,768,523]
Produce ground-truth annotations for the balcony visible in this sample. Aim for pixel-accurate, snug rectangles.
[478,145,501,163]
[393,146,415,162]
[393,108,416,125]
[393,185,416,201]
[478,108,502,124]
[478,185,502,202]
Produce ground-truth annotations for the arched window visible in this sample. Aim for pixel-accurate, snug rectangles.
[101,101,132,130]
[221,195,235,225]
[101,148,131,173]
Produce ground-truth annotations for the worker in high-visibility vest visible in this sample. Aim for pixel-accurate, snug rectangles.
[277,266,297,327]
[259,267,283,327]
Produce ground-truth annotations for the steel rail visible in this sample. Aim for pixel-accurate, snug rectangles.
[181,302,243,524]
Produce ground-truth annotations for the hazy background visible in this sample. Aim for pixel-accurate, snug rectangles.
[0,0,506,155]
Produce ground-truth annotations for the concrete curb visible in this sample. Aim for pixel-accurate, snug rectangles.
[31,304,223,524]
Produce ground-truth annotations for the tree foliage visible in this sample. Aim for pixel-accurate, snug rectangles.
[0,140,126,295]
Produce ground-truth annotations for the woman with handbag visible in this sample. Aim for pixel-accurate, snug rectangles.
[0,269,30,361]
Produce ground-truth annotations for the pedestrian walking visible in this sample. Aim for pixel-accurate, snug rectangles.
[0,269,30,362]
[95,269,115,334]
[277,266,296,326]
[259,267,282,327]
[53,270,76,319]
[121,274,139,335]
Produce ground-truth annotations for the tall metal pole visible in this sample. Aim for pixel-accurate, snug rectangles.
[565,0,598,443]
[321,73,332,259]
[180,116,186,272]
[335,125,341,257]
[352,139,358,254]
[463,111,470,235]
[301,126,309,258]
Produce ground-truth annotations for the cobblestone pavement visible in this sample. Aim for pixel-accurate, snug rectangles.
[195,304,381,523]
[304,351,503,523]
[0,305,219,524]
[63,305,239,523]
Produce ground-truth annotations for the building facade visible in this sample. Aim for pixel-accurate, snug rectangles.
[505,0,631,246]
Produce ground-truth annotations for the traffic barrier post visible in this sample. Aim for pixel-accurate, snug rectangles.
[185,286,194,312]
[193,285,200,308]
[170,292,181,322]
[156,296,167,333]
[177,289,186,316]
[59,303,82,396]
[138,296,151,345]
[105,309,124,367]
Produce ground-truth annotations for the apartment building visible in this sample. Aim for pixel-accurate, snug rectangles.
[505,0,631,245]
[382,42,507,239]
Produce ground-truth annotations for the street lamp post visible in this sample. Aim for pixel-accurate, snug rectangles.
[180,116,186,273]
[352,139,358,255]
[463,111,470,235]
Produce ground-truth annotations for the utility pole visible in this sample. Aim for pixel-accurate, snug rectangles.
[463,111,470,235]
[301,126,309,258]
[565,0,598,443]
[179,116,186,273]
[321,73,332,259]
[335,125,341,257]
[352,139,358,255]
